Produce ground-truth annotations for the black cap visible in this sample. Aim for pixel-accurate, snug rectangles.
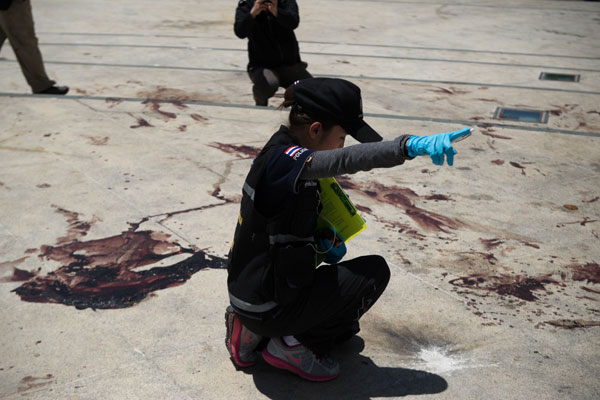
[290,78,383,143]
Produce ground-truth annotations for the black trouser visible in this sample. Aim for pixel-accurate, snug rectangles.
[247,62,312,106]
[239,255,391,355]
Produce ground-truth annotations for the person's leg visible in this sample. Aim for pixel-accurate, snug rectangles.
[248,66,279,106]
[243,255,391,354]
[293,255,391,354]
[0,0,55,93]
[277,62,313,88]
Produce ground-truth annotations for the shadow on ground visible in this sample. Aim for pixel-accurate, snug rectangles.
[241,336,448,399]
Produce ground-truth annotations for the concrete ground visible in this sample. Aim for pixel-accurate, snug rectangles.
[1,0,599,398]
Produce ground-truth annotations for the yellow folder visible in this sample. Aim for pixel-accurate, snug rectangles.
[317,177,366,243]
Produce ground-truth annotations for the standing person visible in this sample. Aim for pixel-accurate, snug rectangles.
[0,0,68,95]
[225,77,471,381]
[234,0,311,106]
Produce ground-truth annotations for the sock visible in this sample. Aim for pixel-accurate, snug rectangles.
[282,335,301,347]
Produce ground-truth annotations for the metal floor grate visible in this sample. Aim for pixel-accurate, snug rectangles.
[539,72,580,82]
[493,107,549,123]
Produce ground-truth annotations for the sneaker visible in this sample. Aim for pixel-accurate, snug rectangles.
[262,338,339,382]
[225,306,262,367]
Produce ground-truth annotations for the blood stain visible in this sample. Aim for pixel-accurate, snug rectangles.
[479,238,503,249]
[13,220,226,309]
[129,118,153,129]
[52,205,98,245]
[143,100,177,119]
[583,196,599,203]
[509,161,526,175]
[1,268,37,282]
[178,125,187,132]
[563,204,578,211]
[336,177,462,233]
[570,262,600,284]
[449,273,562,301]
[582,287,600,295]
[18,374,54,393]
[190,113,208,122]
[544,319,600,329]
[209,142,261,159]
[491,159,505,165]
[481,131,512,140]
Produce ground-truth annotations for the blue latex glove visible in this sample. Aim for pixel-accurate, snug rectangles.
[406,128,471,166]
[317,228,347,264]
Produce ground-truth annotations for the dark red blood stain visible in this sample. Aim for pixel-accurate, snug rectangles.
[143,100,177,119]
[587,110,600,115]
[576,122,587,129]
[481,131,512,140]
[52,205,97,245]
[13,222,226,309]
[354,204,372,214]
[178,125,187,132]
[424,194,452,201]
[25,248,38,254]
[582,286,600,295]
[209,142,261,159]
[105,98,122,107]
[171,101,188,110]
[36,183,51,188]
[545,319,600,329]
[190,113,208,122]
[336,176,461,233]
[449,273,562,301]
[130,118,153,129]
[18,374,54,393]
[476,98,499,102]
[491,159,505,165]
[470,117,485,121]
[509,161,526,175]
[479,238,503,249]
[1,268,37,282]
[428,87,469,95]
[583,196,599,203]
[570,262,600,284]
[520,241,540,249]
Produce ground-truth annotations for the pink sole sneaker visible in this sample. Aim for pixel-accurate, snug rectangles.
[225,310,255,368]
[262,347,339,382]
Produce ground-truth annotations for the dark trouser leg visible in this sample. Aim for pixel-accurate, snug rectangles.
[0,0,55,93]
[248,66,279,106]
[241,255,391,356]
[276,62,312,88]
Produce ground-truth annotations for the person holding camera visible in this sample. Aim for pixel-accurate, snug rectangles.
[224,77,471,381]
[234,0,311,106]
[0,0,69,95]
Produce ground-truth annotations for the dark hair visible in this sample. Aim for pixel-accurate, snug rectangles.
[279,87,335,130]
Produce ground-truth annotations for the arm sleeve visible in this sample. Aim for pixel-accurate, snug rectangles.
[300,135,414,180]
[234,0,254,39]
[274,0,300,30]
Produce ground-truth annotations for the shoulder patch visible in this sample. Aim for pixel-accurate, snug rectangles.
[283,146,309,160]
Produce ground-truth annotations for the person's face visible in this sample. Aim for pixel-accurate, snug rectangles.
[306,122,347,150]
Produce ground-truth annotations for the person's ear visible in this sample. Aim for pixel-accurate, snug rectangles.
[308,121,322,139]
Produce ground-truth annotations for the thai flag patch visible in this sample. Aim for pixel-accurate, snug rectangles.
[284,146,303,157]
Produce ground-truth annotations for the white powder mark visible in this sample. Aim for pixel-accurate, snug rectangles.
[412,346,494,375]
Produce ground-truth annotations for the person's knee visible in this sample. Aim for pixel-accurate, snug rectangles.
[363,255,390,290]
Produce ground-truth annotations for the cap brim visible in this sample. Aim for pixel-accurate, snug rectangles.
[341,119,383,143]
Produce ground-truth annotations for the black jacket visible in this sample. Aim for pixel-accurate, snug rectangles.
[234,0,303,68]
[0,0,13,11]
[227,126,319,313]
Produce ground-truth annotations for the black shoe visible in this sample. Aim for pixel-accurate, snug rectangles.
[37,85,69,95]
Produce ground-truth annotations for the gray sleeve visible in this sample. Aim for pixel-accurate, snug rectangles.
[300,135,414,180]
